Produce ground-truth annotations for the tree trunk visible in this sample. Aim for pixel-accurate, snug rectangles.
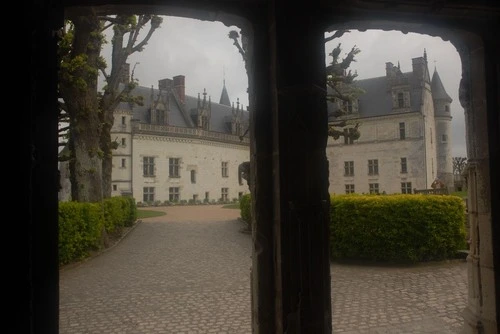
[60,12,103,203]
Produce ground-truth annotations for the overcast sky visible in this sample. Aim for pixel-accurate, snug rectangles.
[102,16,467,158]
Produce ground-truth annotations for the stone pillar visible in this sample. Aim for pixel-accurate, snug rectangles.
[458,34,498,334]
[254,0,332,332]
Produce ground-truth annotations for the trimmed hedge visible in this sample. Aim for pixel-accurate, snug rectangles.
[59,196,137,266]
[329,194,467,263]
[240,193,251,228]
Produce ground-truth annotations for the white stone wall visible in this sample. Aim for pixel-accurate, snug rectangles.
[327,112,428,194]
[130,135,250,204]
[421,85,438,188]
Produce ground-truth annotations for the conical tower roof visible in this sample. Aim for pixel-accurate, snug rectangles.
[431,68,452,103]
[219,79,231,106]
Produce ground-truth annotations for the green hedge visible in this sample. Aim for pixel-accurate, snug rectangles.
[329,194,467,263]
[239,193,251,228]
[59,196,137,266]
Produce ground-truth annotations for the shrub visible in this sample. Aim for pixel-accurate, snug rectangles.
[329,194,467,263]
[240,193,251,227]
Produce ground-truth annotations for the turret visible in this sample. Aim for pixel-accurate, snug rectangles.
[431,67,454,190]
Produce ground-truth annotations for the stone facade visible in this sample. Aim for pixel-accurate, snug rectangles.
[327,52,454,194]
[110,74,250,204]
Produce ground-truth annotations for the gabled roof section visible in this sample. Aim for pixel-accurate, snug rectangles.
[431,68,452,103]
[219,79,231,106]
[121,81,249,134]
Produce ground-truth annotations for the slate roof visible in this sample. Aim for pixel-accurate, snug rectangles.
[328,66,449,119]
[116,83,249,134]
[431,68,452,102]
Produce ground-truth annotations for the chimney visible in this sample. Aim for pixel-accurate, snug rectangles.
[385,62,394,77]
[412,57,425,80]
[158,78,173,91]
[173,75,185,104]
[120,63,130,84]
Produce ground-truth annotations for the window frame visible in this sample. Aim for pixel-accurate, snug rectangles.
[143,156,155,177]
[368,159,379,176]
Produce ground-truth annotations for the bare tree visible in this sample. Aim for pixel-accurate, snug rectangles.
[99,14,163,198]
[453,156,468,175]
[325,39,365,142]
[58,11,163,201]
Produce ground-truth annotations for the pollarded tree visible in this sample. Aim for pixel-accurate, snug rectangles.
[324,37,365,143]
[228,30,364,187]
[59,11,105,202]
[98,14,163,198]
[58,10,162,202]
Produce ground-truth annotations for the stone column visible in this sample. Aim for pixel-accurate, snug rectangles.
[250,1,332,332]
[458,34,498,334]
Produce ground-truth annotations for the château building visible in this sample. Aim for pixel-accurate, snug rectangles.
[110,73,250,205]
[327,50,454,195]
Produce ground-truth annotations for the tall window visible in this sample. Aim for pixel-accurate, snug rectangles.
[398,92,404,108]
[399,122,406,140]
[345,184,355,194]
[121,158,126,168]
[343,100,353,114]
[121,138,126,146]
[205,192,209,201]
[221,161,228,177]
[143,187,155,202]
[169,158,180,178]
[169,187,180,202]
[369,183,379,194]
[401,157,407,173]
[121,116,126,125]
[143,157,155,177]
[442,134,448,143]
[191,170,196,183]
[221,187,229,201]
[401,182,412,194]
[368,159,379,176]
[344,161,354,176]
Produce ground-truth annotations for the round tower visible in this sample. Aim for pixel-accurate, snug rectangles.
[431,67,454,190]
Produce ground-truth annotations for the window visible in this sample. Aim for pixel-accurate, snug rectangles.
[121,158,126,168]
[398,92,404,108]
[221,187,229,201]
[343,128,356,145]
[344,161,354,176]
[345,184,355,194]
[430,128,433,144]
[401,182,412,194]
[445,105,449,112]
[121,138,126,146]
[343,100,353,114]
[442,134,448,142]
[112,184,117,191]
[238,192,243,199]
[368,159,379,176]
[143,157,155,177]
[401,157,407,173]
[369,183,379,194]
[191,170,196,183]
[169,187,180,202]
[193,194,198,202]
[121,116,126,125]
[205,192,209,201]
[399,122,406,140]
[169,158,180,178]
[143,187,155,203]
[221,161,228,177]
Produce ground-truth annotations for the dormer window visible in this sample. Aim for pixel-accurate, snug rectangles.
[398,93,404,108]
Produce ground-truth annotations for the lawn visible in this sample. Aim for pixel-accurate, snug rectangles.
[137,209,167,219]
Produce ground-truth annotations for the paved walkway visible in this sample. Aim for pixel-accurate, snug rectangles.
[59,205,467,333]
